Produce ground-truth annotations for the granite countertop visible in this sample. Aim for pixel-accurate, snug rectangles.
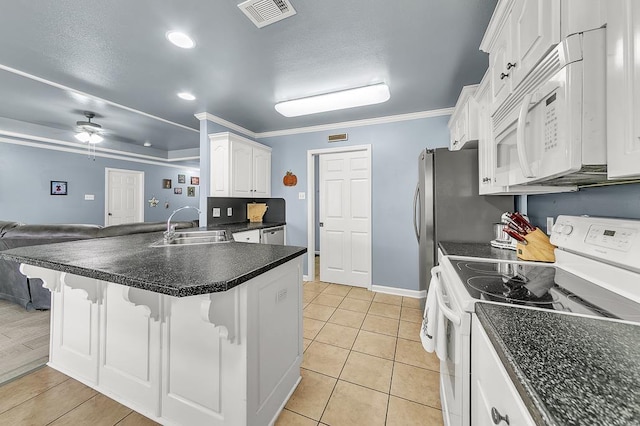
[0,231,306,297]
[439,241,518,261]
[208,221,286,233]
[476,303,640,426]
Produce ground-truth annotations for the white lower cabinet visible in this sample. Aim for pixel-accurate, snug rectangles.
[233,229,260,243]
[472,318,535,426]
[22,258,303,426]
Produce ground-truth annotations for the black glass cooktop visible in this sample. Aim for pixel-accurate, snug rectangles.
[450,259,640,322]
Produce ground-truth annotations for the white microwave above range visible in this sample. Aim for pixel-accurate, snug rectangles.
[492,28,607,187]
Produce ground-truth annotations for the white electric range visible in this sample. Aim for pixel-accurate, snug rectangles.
[421,215,640,426]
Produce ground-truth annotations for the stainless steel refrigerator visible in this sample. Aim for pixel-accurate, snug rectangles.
[413,148,514,295]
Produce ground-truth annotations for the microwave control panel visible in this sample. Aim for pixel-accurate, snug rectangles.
[544,92,559,152]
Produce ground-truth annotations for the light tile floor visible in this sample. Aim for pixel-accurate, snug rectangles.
[275,267,441,425]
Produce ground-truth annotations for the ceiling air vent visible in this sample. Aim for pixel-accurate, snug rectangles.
[328,133,348,143]
[238,0,297,28]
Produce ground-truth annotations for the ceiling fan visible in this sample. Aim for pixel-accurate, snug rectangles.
[75,112,104,143]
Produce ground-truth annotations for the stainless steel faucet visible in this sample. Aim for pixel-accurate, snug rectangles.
[165,206,202,241]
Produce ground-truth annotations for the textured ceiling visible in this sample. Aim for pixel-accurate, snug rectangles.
[0,0,497,153]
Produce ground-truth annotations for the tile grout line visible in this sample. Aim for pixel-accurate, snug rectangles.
[315,294,373,425]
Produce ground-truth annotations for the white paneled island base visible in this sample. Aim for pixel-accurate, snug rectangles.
[20,258,303,426]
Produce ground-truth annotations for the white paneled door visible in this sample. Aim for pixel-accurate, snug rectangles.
[105,168,144,225]
[319,150,371,287]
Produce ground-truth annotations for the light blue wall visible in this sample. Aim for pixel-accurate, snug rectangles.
[0,142,200,224]
[526,183,640,229]
[259,116,450,291]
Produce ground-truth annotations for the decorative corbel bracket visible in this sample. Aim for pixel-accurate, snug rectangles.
[61,273,100,304]
[19,264,62,293]
[200,288,239,344]
[123,286,161,321]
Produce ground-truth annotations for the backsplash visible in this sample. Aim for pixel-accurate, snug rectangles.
[526,183,640,229]
[206,197,286,225]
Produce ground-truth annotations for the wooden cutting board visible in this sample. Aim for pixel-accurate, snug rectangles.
[247,203,268,222]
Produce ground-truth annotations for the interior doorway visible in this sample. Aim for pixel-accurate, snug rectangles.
[307,145,371,288]
[104,168,144,225]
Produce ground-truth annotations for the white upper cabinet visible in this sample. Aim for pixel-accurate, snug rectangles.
[448,85,479,151]
[481,0,560,113]
[209,132,272,198]
[607,0,640,179]
[510,0,560,87]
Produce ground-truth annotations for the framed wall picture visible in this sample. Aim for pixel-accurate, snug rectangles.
[50,181,68,195]
[163,179,172,189]
[187,186,196,197]
[178,174,186,184]
[174,187,182,194]
[190,176,200,185]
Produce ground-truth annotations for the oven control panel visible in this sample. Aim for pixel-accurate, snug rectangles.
[551,215,640,269]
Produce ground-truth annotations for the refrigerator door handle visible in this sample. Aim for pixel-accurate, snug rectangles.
[413,182,420,242]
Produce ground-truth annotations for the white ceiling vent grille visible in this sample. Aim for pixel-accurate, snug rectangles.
[238,0,297,28]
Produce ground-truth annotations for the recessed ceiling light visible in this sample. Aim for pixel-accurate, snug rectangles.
[275,83,391,117]
[143,142,152,147]
[166,31,195,49]
[177,92,196,101]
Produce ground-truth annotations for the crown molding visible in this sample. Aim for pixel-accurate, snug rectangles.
[0,130,200,169]
[254,108,454,139]
[194,112,257,139]
[0,63,199,133]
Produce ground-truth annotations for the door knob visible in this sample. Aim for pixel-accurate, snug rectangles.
[108,213,112,216]
[319,222,324,227]
[500,72,509,80]
[506,62,517,70]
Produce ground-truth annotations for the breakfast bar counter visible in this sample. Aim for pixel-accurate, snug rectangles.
[0,232,307,426]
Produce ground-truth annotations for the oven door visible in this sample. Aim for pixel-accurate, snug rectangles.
[431,266,471,426]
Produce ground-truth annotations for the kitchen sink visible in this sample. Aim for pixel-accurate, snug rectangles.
[150,229,232,247]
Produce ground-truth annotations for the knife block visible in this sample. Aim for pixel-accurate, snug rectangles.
[516,228,556,262]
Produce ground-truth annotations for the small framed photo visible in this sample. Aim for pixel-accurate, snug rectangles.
[177,174,186,184]
[163,179,172,189]
[187,186,196,197]
[51,181,67,195]
[174,187,182,195]
[190,176,200,185]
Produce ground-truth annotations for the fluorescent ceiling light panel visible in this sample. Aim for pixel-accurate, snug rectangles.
[275,83,391,117]
[177,92,196,100]
[166,31,195,49]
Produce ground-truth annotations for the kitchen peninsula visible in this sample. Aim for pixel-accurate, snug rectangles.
[0,231,306,426]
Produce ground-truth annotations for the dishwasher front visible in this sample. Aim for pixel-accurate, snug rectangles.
[260,226,285,245]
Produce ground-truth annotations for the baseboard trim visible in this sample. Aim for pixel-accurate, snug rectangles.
[371,285,426,299]
[303,275,310,282]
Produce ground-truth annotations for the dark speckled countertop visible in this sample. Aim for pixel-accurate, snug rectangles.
[476,303,640,426]
[438,241,518,261]
[208,221,285,233]
[0,231,306,297]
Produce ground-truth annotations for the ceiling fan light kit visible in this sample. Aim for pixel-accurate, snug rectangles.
[274,83,391,117]
[75,112,104,144]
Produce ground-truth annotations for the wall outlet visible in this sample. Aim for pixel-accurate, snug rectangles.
[212,207,221,217]
[84,194,95,201]
[227,207,233,216]
[546,216,554,235]
[298,192,306,200]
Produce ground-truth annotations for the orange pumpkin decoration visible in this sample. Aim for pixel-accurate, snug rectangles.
[283,171,297,187]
